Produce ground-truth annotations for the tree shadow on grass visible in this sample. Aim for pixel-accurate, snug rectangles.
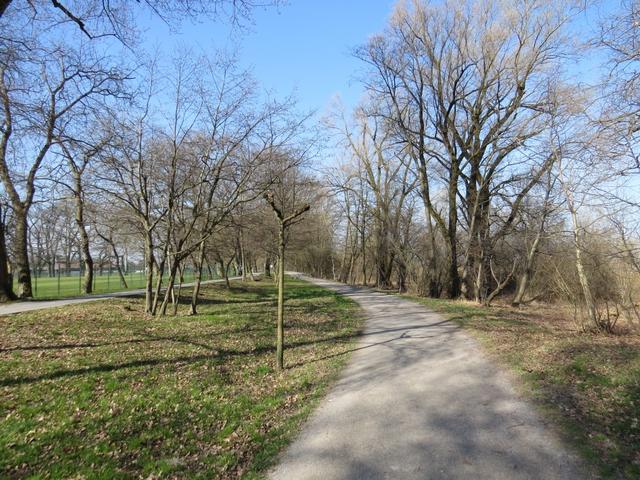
[191,296,274,307]
[0,329,362,387]
[0,323,270,354]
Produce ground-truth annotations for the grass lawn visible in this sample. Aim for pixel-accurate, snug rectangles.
[19,271,221,300]
[0,277,363,479]
[404,295,640,479]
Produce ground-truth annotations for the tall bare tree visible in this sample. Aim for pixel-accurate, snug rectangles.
[0,41,123,298]
[357,0,579,300]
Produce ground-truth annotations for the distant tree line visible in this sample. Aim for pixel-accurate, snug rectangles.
[0,0,319,320]
[298,0,640,333]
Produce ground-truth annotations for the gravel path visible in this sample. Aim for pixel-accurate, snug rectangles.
[0,277,241,315]
[270,275,592,480]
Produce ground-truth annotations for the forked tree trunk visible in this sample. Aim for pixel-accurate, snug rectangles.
[73,175,93,294]
[238,234,247,282]
[159,261,178,316]
[112,247,128,289]
[263,192,310,371]
[512,230,542,306]
[172,264,184,316]
[217,255,231,289]
[100,233,128,289]
[151,249,169,315]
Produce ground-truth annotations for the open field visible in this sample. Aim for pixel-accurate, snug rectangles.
[0,277,363,479]
[404,295,640,479]
[15,271,224,299]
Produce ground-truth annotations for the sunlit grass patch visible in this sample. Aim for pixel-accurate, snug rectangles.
[0,277,363,479]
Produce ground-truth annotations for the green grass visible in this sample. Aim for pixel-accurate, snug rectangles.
[0,277,363,479]
[402,294,640,479]
[18,271,225,299]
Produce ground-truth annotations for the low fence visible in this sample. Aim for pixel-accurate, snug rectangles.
[18,268,232,299]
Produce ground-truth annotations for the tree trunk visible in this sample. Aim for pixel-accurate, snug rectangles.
[73,175,93,294]
[14,208,32,298]
[190,241,205,315]
[111,245,128,289]
[0,205,15,301]
[264,256,271,278]
[160,258,179,316]
[570,208,597,328]
[512,230,542,306]
[360,223,367,285]
[238,233,247,282]
[397,259,407,293]
[173,263,184,316]
[151,249,169,315]
[339,222,350,283]
[447,166,460,298]
[218,255,231,289]
[276,226,285,371]
[144,230,154,313]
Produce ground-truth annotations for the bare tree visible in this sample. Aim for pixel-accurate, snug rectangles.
[357,0,580,300]
[0,0,282,44]
[56,124,112,294]
[0,41,123,298]
[330,105,415,289]
[264,175,311,370]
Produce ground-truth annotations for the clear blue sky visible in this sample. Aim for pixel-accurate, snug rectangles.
[140,1,397,114]
[136,1,623,112]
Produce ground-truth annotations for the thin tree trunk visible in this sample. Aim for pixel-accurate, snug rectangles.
[360,224,366,285]
[559,159,598,329]
[151,249,169,315]
[239,233,247,282]
[0,205,15,301]
[111,243,128,289]
[218,255,231,289]
[339,222,350,283]
[276,226,285,371]
[144,230,154,313]
[173,263,184,316]
[570,207,597,328]
[190,241,205,315]
[397,259,407,293]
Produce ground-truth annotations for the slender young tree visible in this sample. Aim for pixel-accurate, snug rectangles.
[264,190,310,371]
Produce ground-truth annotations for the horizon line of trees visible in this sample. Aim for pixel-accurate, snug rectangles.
[0,0,319,319]
[293,0,640,334]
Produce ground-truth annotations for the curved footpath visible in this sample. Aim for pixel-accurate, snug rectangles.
[270,275,592,480]
[0,277,242,316]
